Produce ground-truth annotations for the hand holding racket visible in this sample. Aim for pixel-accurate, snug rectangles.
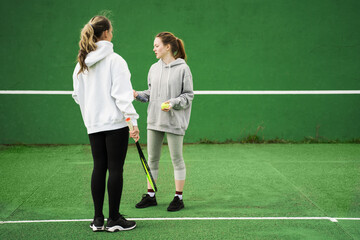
[129,125,140,142]
[126,118,158,192]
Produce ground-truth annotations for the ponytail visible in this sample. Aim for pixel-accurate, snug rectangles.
[77,16,111,75]
[77,24,97,74]
[174,38,187,62]
[156,32,187,62]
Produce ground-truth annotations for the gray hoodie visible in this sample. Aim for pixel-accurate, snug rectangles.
[136,58,194,135]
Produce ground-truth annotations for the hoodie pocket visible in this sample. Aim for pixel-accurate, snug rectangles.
[147,100,181,129]
[171,109,186,129]
[169,110,179,127]
[147,101,157,124]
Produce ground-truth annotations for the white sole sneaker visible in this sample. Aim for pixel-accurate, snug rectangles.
[90,224,105,232]
[105,224,136,232]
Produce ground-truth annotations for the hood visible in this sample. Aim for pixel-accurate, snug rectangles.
[85,41,114,67]
[161,58,186,68]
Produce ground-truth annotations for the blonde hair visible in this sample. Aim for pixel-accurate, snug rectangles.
[77,16,111,75]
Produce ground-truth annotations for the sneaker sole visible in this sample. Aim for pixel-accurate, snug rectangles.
[135,203,157,209]
[167,204,185,212]
[90,224,105,232]
[106,224,136,232]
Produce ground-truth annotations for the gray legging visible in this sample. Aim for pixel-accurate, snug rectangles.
[147,129,186,180]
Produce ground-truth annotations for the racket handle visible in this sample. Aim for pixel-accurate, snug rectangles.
[126,118,134,131]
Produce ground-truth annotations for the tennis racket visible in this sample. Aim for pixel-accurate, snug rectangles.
[126,118,157,192]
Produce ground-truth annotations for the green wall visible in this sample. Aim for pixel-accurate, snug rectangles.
[1,0,359,144]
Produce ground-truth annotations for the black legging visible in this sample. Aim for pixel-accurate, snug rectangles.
[88,127,129,221]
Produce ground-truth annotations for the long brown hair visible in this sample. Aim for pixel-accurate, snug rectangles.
[156,32,187,62]
[77,16,111,74]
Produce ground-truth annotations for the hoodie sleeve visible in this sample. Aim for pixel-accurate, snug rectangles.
[110,56,139,126]
[135,67,152,102]
[72,64,80,105]
[169,67,194,110]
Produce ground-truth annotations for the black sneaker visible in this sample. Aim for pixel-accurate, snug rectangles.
[135,194,157,208]
[105,215,136,232]
[89,217,104,232]
[167,196,184,212]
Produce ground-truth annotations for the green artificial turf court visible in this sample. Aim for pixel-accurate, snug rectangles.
[0,144,359,239]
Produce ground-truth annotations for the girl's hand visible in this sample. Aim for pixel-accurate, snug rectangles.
[133,90,138,99]
[129,126,140,142]
[161,101,172,112]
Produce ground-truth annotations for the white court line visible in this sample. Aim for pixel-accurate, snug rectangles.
[0,90,72,95]
[194,90,360,95]
[1,217,360,224]
[1,90,360,95]
[336,218,360,221]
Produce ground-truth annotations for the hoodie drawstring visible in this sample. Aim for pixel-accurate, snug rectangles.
[166,64,174,117]
[158,61,163,97]
[166,66,171,97]
[158,60,171,97]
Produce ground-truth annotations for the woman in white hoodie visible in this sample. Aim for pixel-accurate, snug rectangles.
[133,32,194,211]
[72,16,139,232]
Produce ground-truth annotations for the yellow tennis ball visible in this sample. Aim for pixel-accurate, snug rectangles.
[161,103,170,109]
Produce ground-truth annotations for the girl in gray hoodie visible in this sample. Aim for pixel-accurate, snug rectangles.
[134,32,194,211]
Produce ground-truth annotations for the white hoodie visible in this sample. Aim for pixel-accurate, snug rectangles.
[72,40,138,134]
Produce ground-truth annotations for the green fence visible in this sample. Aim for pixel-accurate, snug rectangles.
[1,0,359,144]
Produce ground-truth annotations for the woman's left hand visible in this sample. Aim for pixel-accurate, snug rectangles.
[161,101,172,112]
